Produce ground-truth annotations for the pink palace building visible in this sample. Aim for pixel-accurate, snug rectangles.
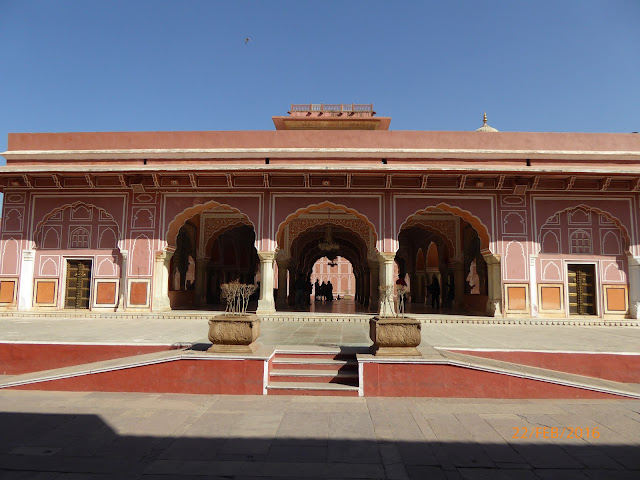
[0,104,639,321]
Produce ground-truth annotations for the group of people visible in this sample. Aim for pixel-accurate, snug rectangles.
[293,276,336,310]
[313,279,334,302]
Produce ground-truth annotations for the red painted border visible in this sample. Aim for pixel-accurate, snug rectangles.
[362,363,624,398]
[12,359,265,395]
[448,350,640,383]
[0,343,172,375]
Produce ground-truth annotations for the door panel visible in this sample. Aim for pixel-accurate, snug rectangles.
[65,260,92,309]
[567,264,596,315]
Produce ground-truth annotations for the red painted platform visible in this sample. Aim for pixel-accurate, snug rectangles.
[2,344,638,399]
[361,362,623,399]
[13,358,265,395]
[0,343,173,375]
[446,350,640,383]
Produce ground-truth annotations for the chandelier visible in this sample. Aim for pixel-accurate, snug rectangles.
[318,225,339,252]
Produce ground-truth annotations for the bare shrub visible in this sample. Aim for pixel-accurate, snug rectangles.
[221,280,257,314]
[396,285,410,317]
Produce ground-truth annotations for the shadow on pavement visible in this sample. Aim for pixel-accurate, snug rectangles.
[1,411,638,479]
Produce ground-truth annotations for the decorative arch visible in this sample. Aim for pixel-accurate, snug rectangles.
[399,221,455,259]
[276,201,378,255]
[505,240,527,280]
[601,230,622,256]
[537,204,631,255]
[203,218,253,257]
[165,201,256,250]
[541,230,560,254]
[33,202,121,249]
[1,238,20,275]
[399,202,492,254]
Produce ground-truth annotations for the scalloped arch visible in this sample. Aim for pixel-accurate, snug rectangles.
[33,202,121,250]
[203,220,254,258]
[537,204,631,255]
[399,203,492,254]
[165,201,255,250]
[276,201,378,254]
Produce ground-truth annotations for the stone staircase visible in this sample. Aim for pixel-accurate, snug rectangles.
[266,351,360,396]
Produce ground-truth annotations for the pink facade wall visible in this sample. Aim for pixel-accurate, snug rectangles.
[1,186,638,317]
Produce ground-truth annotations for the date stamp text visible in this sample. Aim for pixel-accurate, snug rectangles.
[512,427,600,439]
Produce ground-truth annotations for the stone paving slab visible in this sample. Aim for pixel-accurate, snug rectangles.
[0,391,638,478]
[1,316,639,353]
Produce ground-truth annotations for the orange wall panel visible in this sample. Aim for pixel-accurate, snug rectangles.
[0,280,16,303]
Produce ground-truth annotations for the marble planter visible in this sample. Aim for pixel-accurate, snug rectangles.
[369,316,422,357]
[207,314,260,354]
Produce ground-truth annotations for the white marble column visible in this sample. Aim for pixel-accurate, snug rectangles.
[152,250,172,312]
[529,255,538,317]
[256,251,276,314]
[18,249,35,310]
[276,256,290,309]
[484,254,502,317]
[628,255,640,319]
[379,252,396,316]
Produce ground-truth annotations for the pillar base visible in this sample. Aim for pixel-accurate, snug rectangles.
[151,299,171,312]
[256,299,276,315]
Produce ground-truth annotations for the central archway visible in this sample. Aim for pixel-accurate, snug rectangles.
[275,202,378,313]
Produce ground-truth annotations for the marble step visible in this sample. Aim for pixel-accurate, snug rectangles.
[266,381,359,396]
[270,369,358,384]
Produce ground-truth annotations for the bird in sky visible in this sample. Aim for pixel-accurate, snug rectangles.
[244,37,252,45]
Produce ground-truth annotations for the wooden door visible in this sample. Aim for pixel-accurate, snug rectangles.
[567,264,596,315]
[65,260,92,309]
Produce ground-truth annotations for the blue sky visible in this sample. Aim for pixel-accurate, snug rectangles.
[0,0,638,161]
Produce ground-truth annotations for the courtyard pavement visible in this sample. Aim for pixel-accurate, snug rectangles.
[1,316,639,477]
[0,390,639,479]
[1,314,639,354]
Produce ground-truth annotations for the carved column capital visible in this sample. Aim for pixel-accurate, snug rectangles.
[378,252,396,264]
[257,251,276,262]
[482,253,501,265]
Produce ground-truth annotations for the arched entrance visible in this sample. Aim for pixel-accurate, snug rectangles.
[160,203,258,311]
[275,203,378,313]
[536,205,634,318]
[397,206,495,315]
[32,202,123,311]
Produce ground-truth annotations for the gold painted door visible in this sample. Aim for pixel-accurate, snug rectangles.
[567,264,596,315]
[65,260,92,309]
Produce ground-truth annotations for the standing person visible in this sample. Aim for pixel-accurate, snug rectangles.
[314,279,320,301]
[327,281,334,302]
[320,281,327,302]
[430,276,441,310]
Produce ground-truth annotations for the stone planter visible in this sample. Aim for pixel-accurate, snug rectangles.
[207,314,260,354]
[369,316,422,357]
